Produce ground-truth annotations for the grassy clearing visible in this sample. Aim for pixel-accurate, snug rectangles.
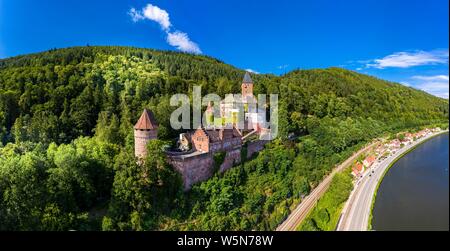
[297,168,354,231]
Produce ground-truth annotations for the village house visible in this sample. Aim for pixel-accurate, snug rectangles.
[414,129,432,139]
[352,162,364,178]
[375,144,386,156]
[432,127,442,133]
[363,155,376,168]
[386,139,401,153]
[402,133,414,145]
[354,127,444,180]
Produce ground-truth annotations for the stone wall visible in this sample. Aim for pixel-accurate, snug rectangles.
[168,153,213,190]
[246,140,269,159]
[168,140,268,190]
[219,148,242,173]
[167,147,243,190]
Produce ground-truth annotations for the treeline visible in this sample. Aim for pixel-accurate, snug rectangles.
[0,46,448,230]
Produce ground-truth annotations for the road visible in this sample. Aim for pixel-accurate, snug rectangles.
[337,131,446,231]
[276,142,378,231]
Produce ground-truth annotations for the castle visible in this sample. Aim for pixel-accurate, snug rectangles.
[134,72,269,190]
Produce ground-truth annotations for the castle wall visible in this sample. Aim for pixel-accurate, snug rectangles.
[219,148,242,173]
[246,140,269,159]
[167,145,243,190]
[168,153,214,190]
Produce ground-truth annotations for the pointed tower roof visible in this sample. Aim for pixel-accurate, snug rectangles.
[134,109,158,130]
[242,71,253,84]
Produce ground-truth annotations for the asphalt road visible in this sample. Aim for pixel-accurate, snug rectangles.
[276,142,378,231]
[337,132,443,231]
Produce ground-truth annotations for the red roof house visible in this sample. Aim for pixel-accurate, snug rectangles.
[352,162,364,177]
[363,155,376,168]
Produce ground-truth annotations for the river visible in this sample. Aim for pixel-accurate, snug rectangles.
[371,133,449,231]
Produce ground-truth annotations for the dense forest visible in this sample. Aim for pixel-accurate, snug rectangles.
[0,46,448,230]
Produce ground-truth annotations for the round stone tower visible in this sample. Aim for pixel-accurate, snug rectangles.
[134,109,159,158]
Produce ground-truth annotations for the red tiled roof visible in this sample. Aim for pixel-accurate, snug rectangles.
[134,109,158,130]
[354,162,364,172]
[194,126,242,143]
[364,155,376,165]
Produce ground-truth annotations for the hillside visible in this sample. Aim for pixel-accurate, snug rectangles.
[0,46,448,231]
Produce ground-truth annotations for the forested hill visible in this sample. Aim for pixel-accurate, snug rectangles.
[0,46,447,145]
[281,68,448,129]
[0,46,448,231]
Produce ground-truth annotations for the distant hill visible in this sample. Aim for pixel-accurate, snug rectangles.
[281,67,448,128]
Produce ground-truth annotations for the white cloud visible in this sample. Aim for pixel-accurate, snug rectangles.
[356,49,449,98]
[245,69,260,74]
[416,82,449,99]
[412,75,449,81]
[129,3,201,54]
[365,49,449,69]
[142,4,171,31]
[129,8,145,22]
[409,75,449,99]
[167,31,202,54]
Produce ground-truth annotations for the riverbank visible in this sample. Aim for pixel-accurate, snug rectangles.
[368,130,449,230]
[337,129,449,231]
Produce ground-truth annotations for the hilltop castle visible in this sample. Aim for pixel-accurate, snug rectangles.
[134,72,270,190]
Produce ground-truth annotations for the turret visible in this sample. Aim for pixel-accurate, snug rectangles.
[134,109,159,158]
[241,71,254,99]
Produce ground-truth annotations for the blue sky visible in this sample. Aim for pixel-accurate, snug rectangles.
[0,0,448,98]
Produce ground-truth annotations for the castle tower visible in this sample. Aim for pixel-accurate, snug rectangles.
[241,71,254,100]
[134,109,159,158]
